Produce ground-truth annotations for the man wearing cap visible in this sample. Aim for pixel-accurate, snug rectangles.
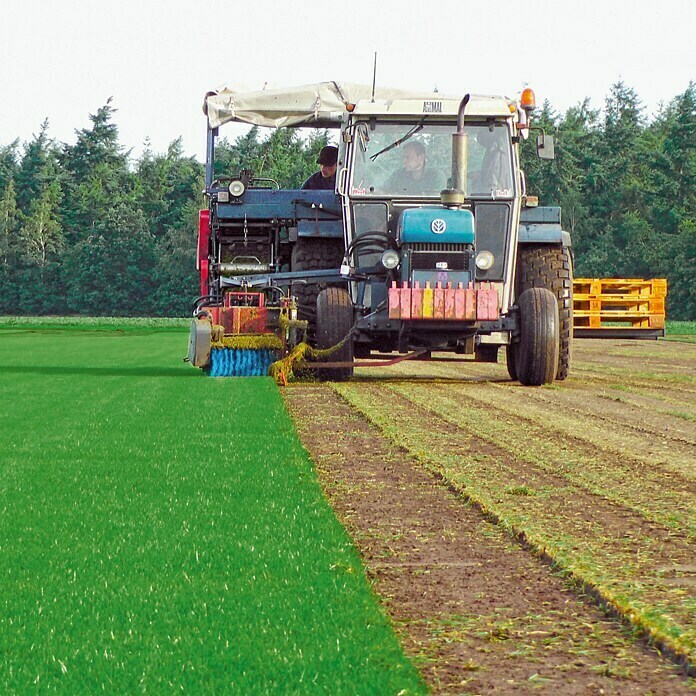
[302,145,338,190]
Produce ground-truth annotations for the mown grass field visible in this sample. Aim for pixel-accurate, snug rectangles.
[666,320,696,343]
[0,323,424,693]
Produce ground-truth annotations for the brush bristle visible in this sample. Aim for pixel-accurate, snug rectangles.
[207,348,279,377]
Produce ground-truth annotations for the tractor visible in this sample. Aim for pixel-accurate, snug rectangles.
[187,82,572,385]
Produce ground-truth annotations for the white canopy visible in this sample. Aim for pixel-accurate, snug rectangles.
[204,82,514,129]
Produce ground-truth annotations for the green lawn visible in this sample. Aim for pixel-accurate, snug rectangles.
[0,315,189,331]
[0,327,423,693]
[665,320,696,342]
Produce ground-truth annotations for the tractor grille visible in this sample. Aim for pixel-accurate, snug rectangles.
[404,242,465,252]
[405,244,472,272]
[472,203,510,281]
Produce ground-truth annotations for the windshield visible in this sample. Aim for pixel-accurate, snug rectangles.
[350,122,514,198]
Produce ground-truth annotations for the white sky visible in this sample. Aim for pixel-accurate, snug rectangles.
[1,0,694,163]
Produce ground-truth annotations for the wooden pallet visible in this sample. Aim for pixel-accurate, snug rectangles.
[573,278,667,339]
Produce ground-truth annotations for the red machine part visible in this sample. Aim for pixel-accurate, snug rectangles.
[197,292,271,335]
[388,281,499,321]
[221,293,269,334]
[197,209,210,296]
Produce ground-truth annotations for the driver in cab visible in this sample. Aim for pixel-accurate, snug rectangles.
[384,140,445,195]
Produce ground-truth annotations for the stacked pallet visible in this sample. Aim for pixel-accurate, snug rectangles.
[573,278,667,339]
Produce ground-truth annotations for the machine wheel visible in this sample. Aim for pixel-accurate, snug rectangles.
[316,287,354,382]
[291,238,345,338]
[505,343,517,381]
[514,288,559,386]
[516,245,573,380]
[474,344,499,363]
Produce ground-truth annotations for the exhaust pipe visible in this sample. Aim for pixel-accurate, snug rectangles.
[451,94,470,195]
[441,94,470,208]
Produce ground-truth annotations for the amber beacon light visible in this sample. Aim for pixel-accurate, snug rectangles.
[520,87,536,112]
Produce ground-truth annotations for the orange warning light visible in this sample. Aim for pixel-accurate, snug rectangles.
[520,88,536,112]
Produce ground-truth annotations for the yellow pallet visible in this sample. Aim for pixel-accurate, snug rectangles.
[573,278,667,298]
[573,278,667,338]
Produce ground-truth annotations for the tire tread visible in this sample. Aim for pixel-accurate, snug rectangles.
[516,245,573,380]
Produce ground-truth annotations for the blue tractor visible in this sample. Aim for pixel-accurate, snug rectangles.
[187,82,572,385]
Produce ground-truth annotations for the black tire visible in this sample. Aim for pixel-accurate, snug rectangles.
[516,245,573,380]
[291,238,345,339]
[316,288,354,382]
[475,344,499,363]
[505,343,517,381]
[515,288,559,386]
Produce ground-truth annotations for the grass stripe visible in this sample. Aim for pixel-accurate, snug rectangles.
[0,316,190,331]
[0,330,423,693]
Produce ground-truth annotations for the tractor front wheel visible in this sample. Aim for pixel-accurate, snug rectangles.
[516,245,573,380]
[514,287,559,386]
[316,287,354,382]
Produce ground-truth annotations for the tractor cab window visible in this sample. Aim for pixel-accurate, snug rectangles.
[467,123,514,197]
[349,122,514,199]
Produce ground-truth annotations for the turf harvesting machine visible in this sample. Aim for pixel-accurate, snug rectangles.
[187,82,573,384]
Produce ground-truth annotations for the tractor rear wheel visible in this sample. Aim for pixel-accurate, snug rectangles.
[316,287,354,382]
[516,245,573,380]
[291,238,345,339]
[514,287,559,386]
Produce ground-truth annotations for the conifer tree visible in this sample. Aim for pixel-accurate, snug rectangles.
[136,137,203,240]
[64,203,155,315]
[20,174,63,269]
[60,99,135,243]
[0,141,19,194]
[14,120,56,212]
[0,179,18,266]
[0,178,19,311]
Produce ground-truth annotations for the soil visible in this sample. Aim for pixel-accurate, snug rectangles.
[282,338,695,694]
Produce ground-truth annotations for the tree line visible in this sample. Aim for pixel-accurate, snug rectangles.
[0,82,693,319]
[522,82,694,320]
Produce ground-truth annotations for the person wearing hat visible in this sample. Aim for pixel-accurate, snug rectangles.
[301,145,338,190]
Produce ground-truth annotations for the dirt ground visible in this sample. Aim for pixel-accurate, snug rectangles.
[283,338,695,694]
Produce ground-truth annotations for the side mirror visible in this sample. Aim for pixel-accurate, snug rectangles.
[537,133,555,160]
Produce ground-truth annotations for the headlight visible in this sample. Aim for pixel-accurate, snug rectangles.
[380,250,400,270]
[228,180,245,197]
[475,250,495,271]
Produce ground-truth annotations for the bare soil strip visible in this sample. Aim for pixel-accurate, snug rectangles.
[563,342,696,407]
[333,380,696,663]
[284,385,692,694]
[398,377,696,515]
[495,382,696,450]
[573,339,696,379]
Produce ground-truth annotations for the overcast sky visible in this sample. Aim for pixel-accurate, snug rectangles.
[1,0,693,163]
